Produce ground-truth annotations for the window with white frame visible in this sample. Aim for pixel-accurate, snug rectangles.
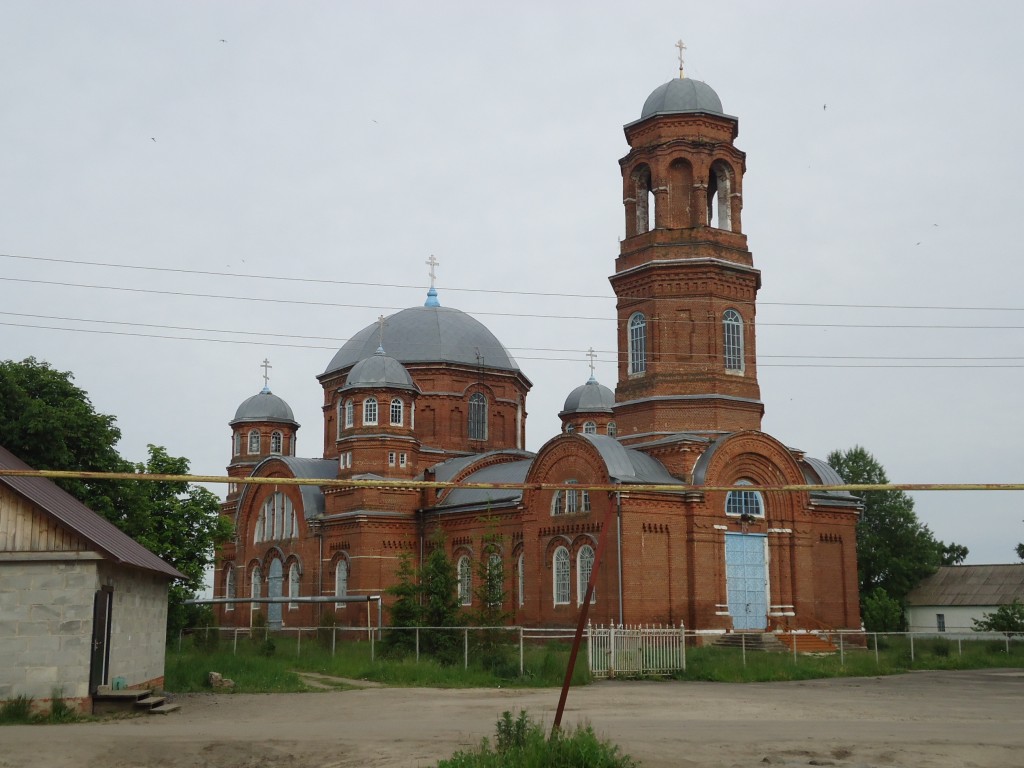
[248,429,260,454]
[251,565,262,611]
[224,565,236,612]
[607,422,617,437]
[270,431,283,454]
[723,309,744,372]
[288,562,300,609]
[344,399,354,428]
[583,421,597,434]
[551,490,564,515]
[517,553,525,608]
[337,401,345,438]
[468,393,487,440]
[577,544,596,605]
[363,397,378,425]
[335,559,348,608]
[566,481,579,514]
[390,398,403,426]
[725,479,764,518]
[233,432,241,456]
[457,555,472,606]
[388,451,396,467]
[255,492,297,543]
[628,312,647,375]
[399,452,407,467]
[553,546,570,605]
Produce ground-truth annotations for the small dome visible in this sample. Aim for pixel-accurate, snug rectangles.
[560,377,615,416]
[341,351,419,393]
[640,77,724,119]
[231,387,298,427]
[323,303,522,377]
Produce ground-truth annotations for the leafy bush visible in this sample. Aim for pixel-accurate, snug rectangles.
[437,710,637,767]
[973,600,1024,636]
[0,695,33,724]
[47,689,77,723]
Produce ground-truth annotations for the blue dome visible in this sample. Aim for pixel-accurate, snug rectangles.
[341,351,419,393]
[231,388,298,426]
[641,78,724,119]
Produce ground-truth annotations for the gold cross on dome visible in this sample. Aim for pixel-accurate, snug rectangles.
[676,39,686,78]
[426,254,440,288]
[261,358,272,388]
[586,347,597,377]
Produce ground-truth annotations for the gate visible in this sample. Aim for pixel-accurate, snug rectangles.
[586,623,685,678]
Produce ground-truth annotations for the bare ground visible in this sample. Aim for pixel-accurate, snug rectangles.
[3,669,1023,768]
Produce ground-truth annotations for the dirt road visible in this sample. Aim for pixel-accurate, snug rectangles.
[3,669,1022,767]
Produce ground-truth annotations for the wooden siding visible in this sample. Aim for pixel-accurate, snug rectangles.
[0,487,88,552]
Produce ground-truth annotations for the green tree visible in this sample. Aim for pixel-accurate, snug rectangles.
[420,529,461,663]
[1016,543,1024,561]
[827,446,964,608]
[0,358,231,635]
[468,526,514,670]
[383,552,423,655]
[940,542,969,566]
[972,600,1024,636]
[860,587,903,632]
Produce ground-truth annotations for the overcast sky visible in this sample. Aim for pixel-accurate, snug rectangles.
[3,1,1023,565]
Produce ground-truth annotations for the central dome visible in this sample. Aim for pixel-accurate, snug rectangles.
[324,305,521,376]
[640,77,724,119]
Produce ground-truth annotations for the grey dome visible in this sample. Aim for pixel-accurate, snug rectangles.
[560,377,615,416]
[641,78,724,119]
[231,388,298,426]
[341,351,419,393]
[324,305,521,376]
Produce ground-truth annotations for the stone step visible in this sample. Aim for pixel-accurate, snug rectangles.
[149,702,181,715]
[134,695,166,709]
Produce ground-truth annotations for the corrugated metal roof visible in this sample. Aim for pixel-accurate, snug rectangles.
[906,564,1024,607]
[582,434,685,486]
[0,445,183,580]
[434,460,533,509]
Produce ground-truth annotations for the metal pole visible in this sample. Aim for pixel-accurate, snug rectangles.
[957,636,962,657]
[370,623,375,662]
[332,626,336,657]
[519,626,524,677]
[874,633,879,666]
[464,629,469,670]
[415,627,420,663]
[839,631,844,666]
[233,627,238,655]
[741,632,746,667]
[681,622,686,673]
[910,632,915,662]
[297,628,301,657]
[616,490,624,626]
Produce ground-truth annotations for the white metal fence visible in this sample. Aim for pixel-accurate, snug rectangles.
[586,622,687,678]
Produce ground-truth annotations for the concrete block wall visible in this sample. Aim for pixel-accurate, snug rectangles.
[0,560,97,705]
[98,562,170,689]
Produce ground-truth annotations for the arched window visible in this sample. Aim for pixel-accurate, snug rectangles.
[288,562,300,610]
[564,423,575,434]
[553,547,570,605]
[337,401,345,438]
[334,559,348,608]
[583,421,597,435]
[248,429,260,454]
[224,565,236,612]
[344,399,354,428]
[551,490,564,516]
[632,164,653,235]
[517,554,525,608]
[607,422,617,437]
[270,431,283,454]
[726,479,764,519]
[256,492,296,542]
[233,432,241,456]
[708,161,733,231]
[628,313,647,375]
[723,309,744,372]
[457,555,472,606]
[363,397,378,426]
[390,398,403,426]
[468,393,487,440]
[250,565,262,612]
[577,545,596,605]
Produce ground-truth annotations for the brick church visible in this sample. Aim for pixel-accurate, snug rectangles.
[214,69,862,633]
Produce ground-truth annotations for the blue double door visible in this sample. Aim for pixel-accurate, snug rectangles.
[725,534,768,630]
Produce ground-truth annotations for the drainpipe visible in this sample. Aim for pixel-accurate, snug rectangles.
[616,488,624,626]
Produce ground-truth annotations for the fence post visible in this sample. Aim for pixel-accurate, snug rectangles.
[681,622,686,673]
[178,629,183,654]
[741,632,746,668]
[297,628,301,657]
[793,631,798,665]
[370,624,375,662]
[839,631,844,666]
[520,626,525,677]
[464,628,469,670]
[873,633,879,666]
[332,626,336,657]
[1006,633,1010,655]
[609,625,616,679]
[957,636,961,657]
[910,632,915,662]
[415,627,420,663]
[233,627,238,656]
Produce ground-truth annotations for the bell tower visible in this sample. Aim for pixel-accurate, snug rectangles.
[611,65,763,441]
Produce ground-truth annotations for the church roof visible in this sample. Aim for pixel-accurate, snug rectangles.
[231,388,298,427]
[322,304,523,378]
[432,459,533,510]
[639,77,726,119]
[341,350,419,393]
[238,456,337,519]
[582,434,685,486]
[560,377,615,416]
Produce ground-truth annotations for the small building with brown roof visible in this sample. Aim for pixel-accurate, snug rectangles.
[0,445,183,714]
[906,564,1024,633]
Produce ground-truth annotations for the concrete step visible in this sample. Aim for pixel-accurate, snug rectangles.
[134,695,166,709]
[149,702,181,715]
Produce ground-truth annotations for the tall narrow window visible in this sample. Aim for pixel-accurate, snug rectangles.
[224,565,236,612]
[257,492,296,541]
[390,398,403,426]
[344,399,354,428]
[248,429,260,454]
[335,559,348,608]
[707,162,733,231]
[725,479,764,518]
[457,555,472,606]
[633,165,653,235]
[233,432,241,456]
[553,547,570,605]
[337,401,345,438]
[270,431,283,454]
[628,313,647,375]
[363,397,378,426]
[566,481,579,514]
[551,490,564,516]
[251,565,262,612]
[607,422,617,437]
[517,554,525,608]
[288,562,300,609]
[468,393,487,440]
[723,309,744,372]
[577,545,596,605]
[583,421,597,435]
